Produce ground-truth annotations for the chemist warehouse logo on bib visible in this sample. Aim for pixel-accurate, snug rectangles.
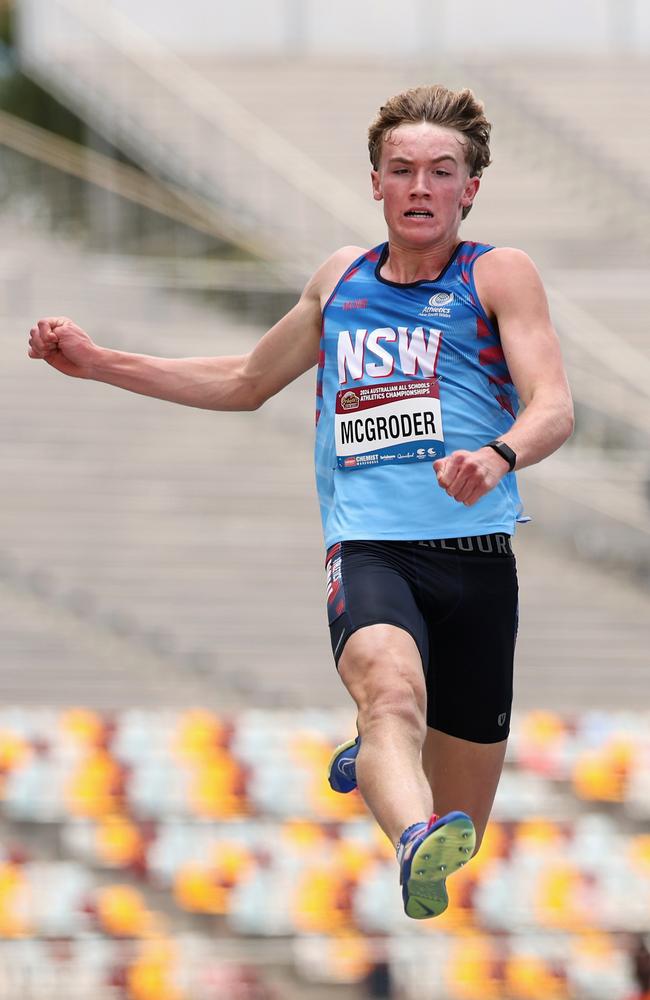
[419,291,454,318]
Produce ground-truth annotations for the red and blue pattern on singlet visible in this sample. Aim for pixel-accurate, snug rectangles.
[314,240,527,548]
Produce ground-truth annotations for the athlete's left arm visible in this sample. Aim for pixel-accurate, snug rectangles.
[434,248,574,506]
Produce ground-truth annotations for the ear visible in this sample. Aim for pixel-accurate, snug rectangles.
[371,169,383,202]
[460,175,480,211]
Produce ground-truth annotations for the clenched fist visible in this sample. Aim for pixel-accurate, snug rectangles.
[434,448,510,506]
[28,316,101,379]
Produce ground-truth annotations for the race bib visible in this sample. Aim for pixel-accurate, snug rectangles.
[335,379,445,471]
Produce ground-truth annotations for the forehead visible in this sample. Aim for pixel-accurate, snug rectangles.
[381,121,468,166]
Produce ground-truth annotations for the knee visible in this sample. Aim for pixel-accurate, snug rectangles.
[338,629,426,739]
[356,676,426,743]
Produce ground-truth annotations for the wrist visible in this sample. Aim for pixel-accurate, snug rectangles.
[484,439,517,472]
[88,346,119,381]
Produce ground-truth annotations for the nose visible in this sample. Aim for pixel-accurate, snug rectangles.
[409,169,431,198]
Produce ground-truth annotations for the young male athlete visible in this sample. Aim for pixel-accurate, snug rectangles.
[28,85,573,920]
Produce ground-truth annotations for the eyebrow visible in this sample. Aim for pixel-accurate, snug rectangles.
[387,155,457,165]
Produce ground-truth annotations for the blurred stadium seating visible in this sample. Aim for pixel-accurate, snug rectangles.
[1,706,650,997]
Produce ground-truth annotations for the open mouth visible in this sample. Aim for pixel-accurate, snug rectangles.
[404,209,433,218]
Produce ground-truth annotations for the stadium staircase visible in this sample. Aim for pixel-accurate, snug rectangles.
[13,0,650,578]
[2,217,650,713]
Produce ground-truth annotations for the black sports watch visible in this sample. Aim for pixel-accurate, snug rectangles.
[485,439,516,471]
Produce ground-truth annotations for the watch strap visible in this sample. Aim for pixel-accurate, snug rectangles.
[486,439,516,472]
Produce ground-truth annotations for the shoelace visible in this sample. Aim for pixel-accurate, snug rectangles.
[398,813,441,867]
[425,813,439,832]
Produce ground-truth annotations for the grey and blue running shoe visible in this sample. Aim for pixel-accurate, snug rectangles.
[327,736,360,793]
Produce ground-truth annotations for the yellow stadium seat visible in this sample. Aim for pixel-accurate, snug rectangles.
[187,748,248,818]
[127,938,182,1000]
[65,748,123,818]
[95,814,144,868]
[209,842,253,891]
[535,863,589,931]
[329,934,374,983]
[96,884,154,937]
[0,730,32,779]
[445,932,502,1000]
[505,952,569,999]
[281,819,329,855]
[173,863,229,914]
[519,710,567,777]
[0,863,30,938]
[174,709,227,761]
[628,834,650,874]
[60,707,105,746]
[293,863,355,934]
[573,736,633,803]
[515,818,563,851]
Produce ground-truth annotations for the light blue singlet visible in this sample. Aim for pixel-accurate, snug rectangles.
[314,241,527,549]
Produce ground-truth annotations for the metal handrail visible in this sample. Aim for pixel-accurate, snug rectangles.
[0,108,303,283]
[11,0,650,440]
[15,0,380,266]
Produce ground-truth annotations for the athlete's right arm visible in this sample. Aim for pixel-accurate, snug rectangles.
[27,246,363,411]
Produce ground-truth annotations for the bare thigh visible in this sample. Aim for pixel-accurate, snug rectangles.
[422,727,507,853]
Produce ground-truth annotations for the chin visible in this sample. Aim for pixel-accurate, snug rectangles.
[393,225,441,248]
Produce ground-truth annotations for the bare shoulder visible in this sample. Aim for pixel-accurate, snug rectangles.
[304,245,367,310]
[474,247,547,318]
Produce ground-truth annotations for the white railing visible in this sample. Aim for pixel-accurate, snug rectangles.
[10,0,650,555]
[0,109,304,285]
[15,0,382,268]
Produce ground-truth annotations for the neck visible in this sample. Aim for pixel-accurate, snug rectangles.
[381,234,462,284]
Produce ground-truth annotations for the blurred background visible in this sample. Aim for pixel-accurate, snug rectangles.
[1,0,650,997]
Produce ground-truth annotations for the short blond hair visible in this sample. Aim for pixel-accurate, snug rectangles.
[368,85,491,219]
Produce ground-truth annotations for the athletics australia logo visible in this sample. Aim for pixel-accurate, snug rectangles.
[419,291,454,318]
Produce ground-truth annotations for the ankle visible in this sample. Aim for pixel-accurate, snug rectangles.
[395,820,427,861]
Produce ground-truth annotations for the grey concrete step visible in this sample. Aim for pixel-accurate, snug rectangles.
[3,220,650,712]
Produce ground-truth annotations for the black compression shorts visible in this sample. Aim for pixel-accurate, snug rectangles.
[325,535,518,744]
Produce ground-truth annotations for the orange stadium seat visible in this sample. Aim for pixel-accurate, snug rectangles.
[186,747,249,819]
[173,861,230,914]
[0,861,31,937]
[628,833,650,875]
[293,858,357,935]
[572,738,633,803]
[95,813,145,868]
[59,708,107,748]
[514,818,565,850]
[534,862,589,931]
[95,884,159,938]
[173,841,252,915]
[517,710,570,780]
[65,747,124,818]
[173,708,229,761]
[505,950,569,1000]
[126,938,182,1000]
[0,728,32,791]
[281,819,330,856]
[445,932,503,1000]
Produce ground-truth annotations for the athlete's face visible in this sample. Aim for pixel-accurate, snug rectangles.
[371,122,480,248]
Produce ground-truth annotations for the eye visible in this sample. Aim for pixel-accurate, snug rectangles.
[393,168,409,175]
[435,169,451,176]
